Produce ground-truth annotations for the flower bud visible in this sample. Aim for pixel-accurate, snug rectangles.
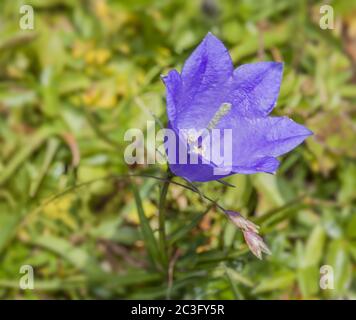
[243,230,271,260]
[225,210,260,234]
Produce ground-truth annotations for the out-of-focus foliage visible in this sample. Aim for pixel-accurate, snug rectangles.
[0,0,355,299]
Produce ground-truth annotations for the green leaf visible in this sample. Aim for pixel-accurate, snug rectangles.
[253,271,295,294]
[32,235,89,270]
[168,208,209,246]
[0,132,46,186]
[346,213,356,239]
[296,225,325,298]
[224,266,254,288]
[297,265,319,298]
[131,182,161,268]
[326,240,352,296]
[29,138,60,198]
[303,224,326,267]
[0,213,22,254]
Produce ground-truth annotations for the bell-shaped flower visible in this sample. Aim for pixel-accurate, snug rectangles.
[162,33,312,182]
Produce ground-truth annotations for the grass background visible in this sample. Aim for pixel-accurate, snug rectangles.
[0,0,355,299]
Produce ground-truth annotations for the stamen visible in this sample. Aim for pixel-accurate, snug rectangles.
[185,102,231,157]
[192,144,206,157]
[206,102,232,130]
[187,134,196,144]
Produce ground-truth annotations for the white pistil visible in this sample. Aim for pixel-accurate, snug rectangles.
[206,102,232,130]
[186,102,232,157]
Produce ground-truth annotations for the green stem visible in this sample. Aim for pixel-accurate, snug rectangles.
[158,172,171,268]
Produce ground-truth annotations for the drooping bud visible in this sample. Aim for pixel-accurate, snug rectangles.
[243,230,271,260]
[225,210,260,234]
[225,210,271,259]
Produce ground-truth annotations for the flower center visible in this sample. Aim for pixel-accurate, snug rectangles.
[192,144,206,157]
[186,102,232,158]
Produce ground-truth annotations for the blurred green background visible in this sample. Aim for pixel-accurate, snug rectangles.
[0,0,355,299]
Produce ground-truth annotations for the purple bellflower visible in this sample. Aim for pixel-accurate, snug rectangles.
[162,33,312,182]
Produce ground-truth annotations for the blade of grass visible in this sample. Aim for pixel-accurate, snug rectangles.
[168,207,211,246]
[30,137,60,198]
[131,181,161,269]
[158,173,171,268]
[0,131,46,186]
[89,270,161,288]
[31,235,89,270]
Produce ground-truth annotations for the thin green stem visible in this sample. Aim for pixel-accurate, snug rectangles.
[158,172,172,268]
